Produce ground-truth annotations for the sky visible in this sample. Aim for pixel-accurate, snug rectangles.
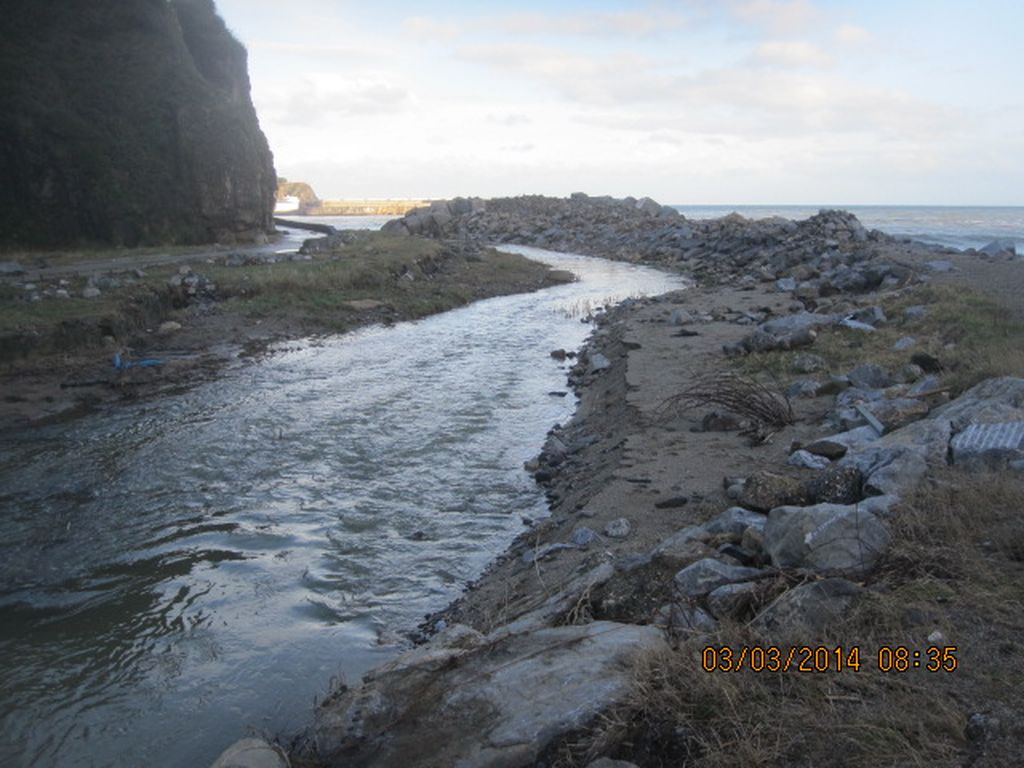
[215,0,1024,205]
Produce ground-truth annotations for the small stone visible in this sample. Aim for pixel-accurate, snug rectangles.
[847,364,893,389]
[210,738,288,768]
[82,286,101,298]
[790,353,827,374]
[570,526,601,548]
[893,336,917,351]
[589,353,611,373]
[787,449,831,470]
[652,603,718,633]
[550,349,567,360]
[904,305,928,321]
[654,496,689,509]
[604,518,631,539]
[803,439,848,460]
[157,320,182,335]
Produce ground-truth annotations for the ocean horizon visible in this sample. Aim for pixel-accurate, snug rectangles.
[671,204,1023,254]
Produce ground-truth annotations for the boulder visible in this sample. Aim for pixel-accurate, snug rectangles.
[673,558,765,597]
[754,579,862,637]
[764,503,889,578]
[979,239,1017,257]
[210,738,288,768]
[739,471,811,512]
[950,422,1024,471]
[805,465,863,504]
[312,621,668,767]
[652,603,718,633]
[701,507,767,538]
[846,364,894,390]
[706,581,762,620]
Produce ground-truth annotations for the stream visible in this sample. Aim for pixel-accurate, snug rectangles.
[0,244,684,767]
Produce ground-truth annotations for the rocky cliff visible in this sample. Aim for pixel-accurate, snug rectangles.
[0,0,276,248]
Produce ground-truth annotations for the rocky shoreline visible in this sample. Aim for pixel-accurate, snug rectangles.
[245,196,1024,768]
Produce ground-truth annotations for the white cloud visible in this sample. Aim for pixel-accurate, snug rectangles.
[457,43,672,105]
[257,73,411,125]
[729,0,823,32]
[402,16,461,42]
[835,24,873,46]
[749,40,832,68]
[491,11,688,38]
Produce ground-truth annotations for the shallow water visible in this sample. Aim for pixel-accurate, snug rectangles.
[0,247,684,768]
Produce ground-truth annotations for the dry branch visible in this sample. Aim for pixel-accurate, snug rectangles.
[660,371,794,430]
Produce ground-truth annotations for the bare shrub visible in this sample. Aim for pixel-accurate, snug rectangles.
[661,371,794,433]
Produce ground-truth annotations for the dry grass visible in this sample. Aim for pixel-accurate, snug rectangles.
[553,470,1024,768]
[737,285,1024,396]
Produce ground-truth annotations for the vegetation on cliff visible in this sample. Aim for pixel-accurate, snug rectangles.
[0,0,276,248]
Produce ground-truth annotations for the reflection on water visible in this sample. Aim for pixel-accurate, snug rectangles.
[0,246,685,768]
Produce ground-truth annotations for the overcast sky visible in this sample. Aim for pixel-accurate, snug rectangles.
[216,0,1023,205]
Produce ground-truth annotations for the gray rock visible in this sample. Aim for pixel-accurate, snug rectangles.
[739,471,810,512]
[849,306,886,326]
[653,603,718,633]
[157,320,182,335]
[904,305,928,321]
[312,621,667,767]
[589,352,611,372]
[979,239,1016,257]
[759,312,834,337]
[837,317,878,333]
[754,579,862,637]
[847,363,894,389]
[786,379,821,399]
[787,449,831,470]
[522,542,577,564]
[81,286,102,299]
[775,277,797,292]
[604,518,632,539]
[803,439,848,460]
[806,464,863,504]
[0,261,26,275]
[673,558,765,597]
[764,503,889,577]
[924,259,956,272]
[570,526,601,548]
[950,422,1024,470]
[706,581,761,620]
[893,336,917,351]
[210,738,288,768]
[701,507,767,538]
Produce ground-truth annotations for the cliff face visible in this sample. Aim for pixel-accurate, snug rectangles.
[0,0,276,248]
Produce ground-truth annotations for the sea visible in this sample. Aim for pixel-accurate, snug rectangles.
[672,205,1023,255]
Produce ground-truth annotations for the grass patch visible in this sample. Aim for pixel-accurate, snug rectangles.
[737,285,1024,395]
[0,233,570,360]
[555,470,1024,767]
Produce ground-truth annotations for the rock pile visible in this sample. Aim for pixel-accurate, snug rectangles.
[382,194,925,293]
